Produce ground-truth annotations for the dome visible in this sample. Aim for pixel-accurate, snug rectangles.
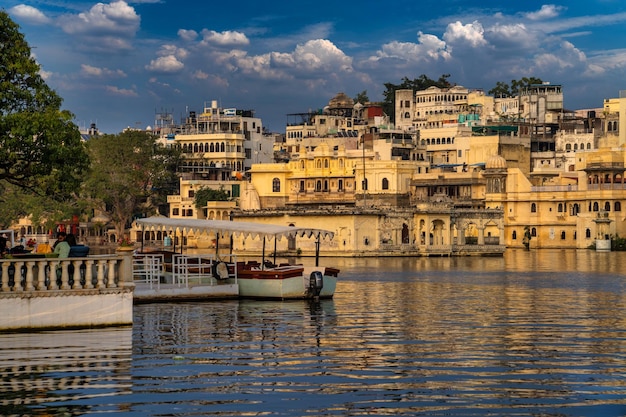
[485,154,507,169]
[328,92,353,109]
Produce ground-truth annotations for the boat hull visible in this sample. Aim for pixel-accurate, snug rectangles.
[236,266,338,300]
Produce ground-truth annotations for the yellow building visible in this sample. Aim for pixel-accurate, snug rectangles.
[486,148,626,249]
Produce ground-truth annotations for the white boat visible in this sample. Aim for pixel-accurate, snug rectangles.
[134,217,339,300]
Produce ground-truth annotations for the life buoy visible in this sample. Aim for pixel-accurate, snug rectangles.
[215,261,229,280]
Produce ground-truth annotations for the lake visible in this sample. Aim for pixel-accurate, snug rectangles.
[1,249,626,416]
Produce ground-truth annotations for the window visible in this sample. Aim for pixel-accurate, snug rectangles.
[615,201,622,211]
[382,178,389,190]
[561,231,566,240]
[363,178,368,191]
[272,178,280,192]
[186,209,193,217]
[299,180,305,192]
[605,202,611,211]
[531,228,537,237]
[172,208,179,216]
[593,202,599,211]
[512,231,517,240]
[338,179,344,191]
[531,203,537,213]
[557,203,563,212]
[586,228,591,238]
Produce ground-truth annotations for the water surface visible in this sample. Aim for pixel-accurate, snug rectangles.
[1,249,625,416]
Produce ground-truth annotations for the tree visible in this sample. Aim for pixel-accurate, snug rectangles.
[194,186,230,209]
[84,130,180,241]
[353,90,369,105]
[381,74,452,122]
[0,11,89,209]
[488,77,544,97]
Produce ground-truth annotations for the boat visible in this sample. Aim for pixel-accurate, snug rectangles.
[134,217,339,300]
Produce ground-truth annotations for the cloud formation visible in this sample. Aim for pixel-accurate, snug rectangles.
[6,1,626,133]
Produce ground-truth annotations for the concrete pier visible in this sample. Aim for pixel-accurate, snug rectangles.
[0,254,133,331]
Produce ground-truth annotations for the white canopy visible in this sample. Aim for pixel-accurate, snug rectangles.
[134,217,334,241]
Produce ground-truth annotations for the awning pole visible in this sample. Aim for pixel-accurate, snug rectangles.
[315,233,321,267]
[273,236,277,266]
[262,236,266,270]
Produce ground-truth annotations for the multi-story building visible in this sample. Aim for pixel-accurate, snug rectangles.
[162,100,275,221]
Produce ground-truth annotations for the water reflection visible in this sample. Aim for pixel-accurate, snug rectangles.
[0,328,132,416]
[3,250,626,416]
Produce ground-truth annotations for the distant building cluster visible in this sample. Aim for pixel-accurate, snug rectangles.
[14,84,626,256]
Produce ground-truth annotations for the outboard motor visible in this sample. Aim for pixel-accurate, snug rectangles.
[309,271,324,297]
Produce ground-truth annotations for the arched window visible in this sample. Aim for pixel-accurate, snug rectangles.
[531,227,537,237]
[593,202,599,211]
[558,203,563,212]
[615,201,622,212]
[566,144,571,151]
[512,230,517,240]
[382,178,389,190]
[272,178,280,192]
[587,143,591,150]
[316,160,322,169]
[324,159,329,168]
[300,160,305,169]
[531,203,537,213]
[561,231,566,240]
[605,202,611,211]
[586,228,591,238]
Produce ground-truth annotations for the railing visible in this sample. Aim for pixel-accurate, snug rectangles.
[0,255,123,293]
[132,253,238,289]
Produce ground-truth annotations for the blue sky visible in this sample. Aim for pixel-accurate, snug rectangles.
[6,1,626,133]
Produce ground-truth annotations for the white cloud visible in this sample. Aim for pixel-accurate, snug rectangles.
[200,29,249,47]
[156,44,188,60]
[61,1,139,35]
[370,32,451,63]
[105,85,138,96]
[178,29,198,42]
[486,23,536,51]
[444,21,487,48]
[81,64,126,78]
[213,39,353,81]
[526,5,565,21]
[145,55,184,73]
[9,5,50,24]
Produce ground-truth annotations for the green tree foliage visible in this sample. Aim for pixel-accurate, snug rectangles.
[84,130,180,240]
[488,77,544,97]
[194,186,230,209]
[353,90,369,105]
[382,74,452,122]
[0,11,89,208]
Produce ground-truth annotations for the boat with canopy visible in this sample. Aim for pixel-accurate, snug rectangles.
[134,217,339,300]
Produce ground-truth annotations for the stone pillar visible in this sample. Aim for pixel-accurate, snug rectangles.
[116,248,135,286]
